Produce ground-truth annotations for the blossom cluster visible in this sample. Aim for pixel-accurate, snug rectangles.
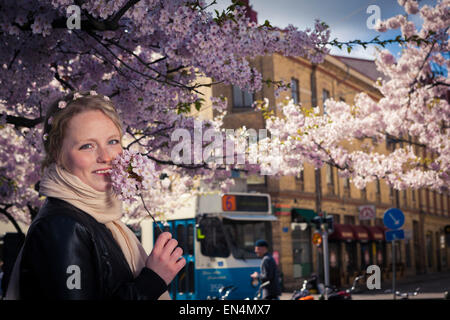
[110,148,203,223]
[241,0,448,191]
[0,0,448,225]
[110,150,159,203]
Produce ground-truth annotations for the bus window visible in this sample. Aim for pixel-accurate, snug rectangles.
[198,217,230,257]
[187,224,194,255]
[178,265,186,293]
[177,224,187,253]
[188,261,194,293]
[223,219,271,259]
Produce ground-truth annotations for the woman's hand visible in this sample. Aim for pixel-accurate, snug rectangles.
[145,232,186,285]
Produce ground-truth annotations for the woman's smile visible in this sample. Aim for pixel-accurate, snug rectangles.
[92,168,113,175]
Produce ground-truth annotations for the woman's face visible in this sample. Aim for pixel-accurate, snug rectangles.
[60,110,122,192]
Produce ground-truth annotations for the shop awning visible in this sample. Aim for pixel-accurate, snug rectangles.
[329,224,354,240]
[350,225,370,241]
[291,208,317,222]
[362,225,385,241]
[376,226,388,240]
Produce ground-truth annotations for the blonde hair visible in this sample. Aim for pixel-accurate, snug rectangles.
[42,92,123,170]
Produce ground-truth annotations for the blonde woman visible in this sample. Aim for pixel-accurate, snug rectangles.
[5,92,184,300]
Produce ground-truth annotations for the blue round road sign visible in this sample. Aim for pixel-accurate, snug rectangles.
[383,208,405,230]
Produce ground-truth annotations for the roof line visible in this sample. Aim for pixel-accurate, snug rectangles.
[331,54,376,62]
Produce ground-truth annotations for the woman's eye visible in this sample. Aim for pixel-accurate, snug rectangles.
[109,139,120,145]
[79,144,93,150]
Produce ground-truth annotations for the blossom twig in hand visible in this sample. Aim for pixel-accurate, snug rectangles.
[111,150,164,233]
[139,193,163,234]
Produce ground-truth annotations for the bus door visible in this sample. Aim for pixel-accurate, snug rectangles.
[154,219,196,300]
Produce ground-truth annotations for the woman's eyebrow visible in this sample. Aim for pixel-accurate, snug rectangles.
[75,134,120,144]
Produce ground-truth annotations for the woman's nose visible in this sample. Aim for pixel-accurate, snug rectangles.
[97,147,112,163]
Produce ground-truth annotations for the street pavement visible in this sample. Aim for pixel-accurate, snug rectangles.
[281,270,450,300]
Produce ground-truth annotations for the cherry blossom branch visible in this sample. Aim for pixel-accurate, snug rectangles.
[139,193,163,234]
[4,115,44,129]
[324,34,434,53]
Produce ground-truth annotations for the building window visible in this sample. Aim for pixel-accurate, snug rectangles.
[433,191,438,214]
[344,215,355,225]
[326,164,334,195]
[343,177,350,197]
[343,177,350,189]
[295,170,304,191]
[376,179,381,202]
[426,231,433,268]
[329,213,340,224]
[322,89,330,114]
[291,78,300,104]
[232,85,253,108]
[405,239,412,268]
[326,164,333,184]
[361,187,367,200]
[247,174,266,186]
[402,190,407,207]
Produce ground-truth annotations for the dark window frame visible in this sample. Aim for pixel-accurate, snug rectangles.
[291,78,300,104]
[232,85,254,108]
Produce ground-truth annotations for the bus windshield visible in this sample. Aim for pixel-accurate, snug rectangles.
[198,216,230,258]
[222,219,272,260]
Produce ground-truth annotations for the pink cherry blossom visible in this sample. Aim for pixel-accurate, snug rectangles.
[0,0,447,227]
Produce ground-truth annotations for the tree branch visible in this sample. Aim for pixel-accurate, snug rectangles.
[5,115,44,128]
[0,205,24,235]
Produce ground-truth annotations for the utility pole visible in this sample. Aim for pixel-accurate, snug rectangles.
[314,167,322,279]
[322,212,330,297]
[311,63,330,297]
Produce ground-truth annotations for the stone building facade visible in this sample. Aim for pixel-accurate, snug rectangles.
[197,52,450,290]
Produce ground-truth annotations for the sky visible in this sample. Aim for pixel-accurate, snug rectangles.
[208,0,437,60]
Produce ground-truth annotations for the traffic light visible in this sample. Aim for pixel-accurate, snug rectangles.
[311,215,334,233]
[325,215,334,233]
[311,216,322,231]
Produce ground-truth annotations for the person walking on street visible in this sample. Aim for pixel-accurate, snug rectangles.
[250,239,281,300]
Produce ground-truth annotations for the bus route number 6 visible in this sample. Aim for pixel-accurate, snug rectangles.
[222,195,236,211]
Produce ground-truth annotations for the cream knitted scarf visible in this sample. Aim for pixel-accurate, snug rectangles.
[5,164,170,299]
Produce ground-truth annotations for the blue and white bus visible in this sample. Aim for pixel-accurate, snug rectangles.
[140,192,277,300]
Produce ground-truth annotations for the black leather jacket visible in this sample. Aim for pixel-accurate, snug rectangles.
[19,197,167,300]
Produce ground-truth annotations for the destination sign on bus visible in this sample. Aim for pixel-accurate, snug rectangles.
[222,195,269,212]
